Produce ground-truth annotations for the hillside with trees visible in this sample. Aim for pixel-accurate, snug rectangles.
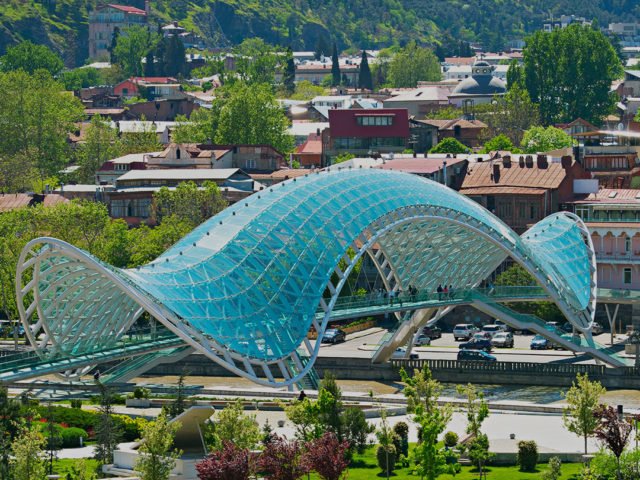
[0,0,638,67]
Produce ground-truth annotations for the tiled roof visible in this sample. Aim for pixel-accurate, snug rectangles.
[295,133,322,155]
[574,188,640,205]
[107,4,146,15]
[418,118,488,130]
[461,160,571,190]
[376,157,466,175]
[0,194,68,212]
[461,186,548,196]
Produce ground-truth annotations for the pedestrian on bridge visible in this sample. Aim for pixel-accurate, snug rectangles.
[437,284,443,300]
[449,285,455,299]
[443,285,449,298]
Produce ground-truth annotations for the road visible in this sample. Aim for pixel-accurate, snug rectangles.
[317,328,627,364]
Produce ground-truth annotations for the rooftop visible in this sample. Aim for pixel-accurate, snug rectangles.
[385,87,450,103]
[116,168,242,182]
[106,4,146,15]
[375,156,466,175]
[461,159,573,191]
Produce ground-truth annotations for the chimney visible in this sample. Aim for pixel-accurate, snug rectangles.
[316,128,320,136]
[502,155,511,168]
[536,154,548,169]
[492,163,500,182]
[525,155,533,168]
[519,156,525,168]
[561,155,572,169]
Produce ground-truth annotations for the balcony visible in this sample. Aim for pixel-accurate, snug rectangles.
[596,252,640,264]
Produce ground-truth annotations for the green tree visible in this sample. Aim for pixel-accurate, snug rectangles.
[342,407,374,455]
[506,59,524,90]
[290,80,327,101]
[388,42,441,88]
[563,373,606,455]
[0,41,63,76]
[135,413,182,480]
[375,409,397,478]
[331,43,341,86]
[78,115,120,183]
[285,397,324,442]
[234,38,280,86]
[10,419,47,480]
[480,134,517,154]
[0,386,20,479]
[358,50,373,90]
[467,433,494,478]
[127,215,194,267]
[60,68,101,91]
[164,35,186,77]
[113,26,159,77]
[206,399,261,451]
[457,384,489,438]
[0,70,84,185]
[429,137,470,154]
[521,126,573,153]
[118,115,162,153]
[188,82,293,153]
[283,47,296,95]
[318,372,344,440]
[475,85,540,146]
[523,25,623,124]
[166,371,189,418]
[94,382,121,467]
[152,181,227,228]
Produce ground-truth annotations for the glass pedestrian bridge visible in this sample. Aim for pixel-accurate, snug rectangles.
[13,168,613,387]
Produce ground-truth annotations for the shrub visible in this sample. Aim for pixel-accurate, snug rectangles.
[517,440,539,472]
[70,398,83,409]
[35,405,98,431]
[196,441,253,480]
[60,427,89,448]
[392,422,409,457]
[132,387,151,399]
[376,444,396,474]
[542,456,562,480]
[113,414,147,442]
[444,431,459,448]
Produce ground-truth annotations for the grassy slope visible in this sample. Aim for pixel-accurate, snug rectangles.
[0,0,638,66]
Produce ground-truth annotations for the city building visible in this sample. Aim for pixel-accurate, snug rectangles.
[543,15,590,32]
[382,86,451,117]
[444,64,509,82]
[322,108,410,164]
[460,154,590,233]
[375,155,468,189]
[448,61,507,108]
[88,3,148,60]
[113,77,180,99]
[161,21,205,49]
[415,118,488,149]
[293,132,323,168]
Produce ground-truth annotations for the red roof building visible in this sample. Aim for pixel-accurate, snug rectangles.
[89,3,148,59]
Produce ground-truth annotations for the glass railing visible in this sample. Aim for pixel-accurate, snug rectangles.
[598,288,640,301]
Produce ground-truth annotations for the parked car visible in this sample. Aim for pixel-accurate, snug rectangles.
[421,325,442,339]
[459,337,493,352]
[561,322,573,333]
[392,347,419,360]
[494,320,511,332]
[453,324,479,341]
[414,334,431,346]
[530,335,551,350]
[491,332,514,348]
[473,332,492,341]
[545,322,561,333]
[457,349,497,362]
[321,328,346,344]
[481,325,504,338]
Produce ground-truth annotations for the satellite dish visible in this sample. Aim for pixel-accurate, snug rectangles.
[618,123,625,131]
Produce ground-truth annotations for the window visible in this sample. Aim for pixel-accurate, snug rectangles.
[626,236,631,253]
[245,159,257,169]
[624,267,632,285]
[176,149,181,159]
[574,206,589,220]
[530,205,539,220]
[356,116,394,126]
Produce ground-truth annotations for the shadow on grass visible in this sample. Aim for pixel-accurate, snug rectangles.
[350,459,373,469]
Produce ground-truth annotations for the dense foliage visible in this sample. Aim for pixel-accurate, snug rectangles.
[1,1,638,67]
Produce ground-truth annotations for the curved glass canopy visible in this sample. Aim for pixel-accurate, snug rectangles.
[16,168,597,386]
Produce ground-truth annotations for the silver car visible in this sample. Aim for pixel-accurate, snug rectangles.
[491,332,514,348]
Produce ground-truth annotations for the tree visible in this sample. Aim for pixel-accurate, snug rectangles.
[563,373,606,455]
[303,432,350,480]
[285,397,324,442]
[94,382,121,466]
[594,405,632,480]
[457,383,489,438]
[164,34,186,77]
[283,48,296,96]
[135,413,182,480]
[429,137,470,154]
[467,433,494,478]
[258,435,309,480]
[60,68,101,91]
[400,366,454,480]
[388,42,441,88]
[358,50,372,90]
[0,41,63,76]
[166,371,189,418]
[113,26,159,77]
[290,80,326,101]
[342,407,374,455]
[233,39,280,86]
[44,403,62,475]
[318,372,344,440]
[314,36,331,60]
[109,27,121,64]
[521,126,573,153]
[375,410,397,478]
[153,181,227,228]
[206,399,260,451]
[475,85,540,147]
[331,43,341,87]
[0,70,84,185]
[118,115,162,153]
[196,441,253,480]
[194,82,294,154]
[78,115,120,183]
[0,385,20,479]
[480,134,517,154]
[523,25,623,124]
[10,419,47,480]
[506,59,524,90]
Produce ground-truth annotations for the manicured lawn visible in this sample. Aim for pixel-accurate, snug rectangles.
[53,458,100,476]
[311,447,583,479]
